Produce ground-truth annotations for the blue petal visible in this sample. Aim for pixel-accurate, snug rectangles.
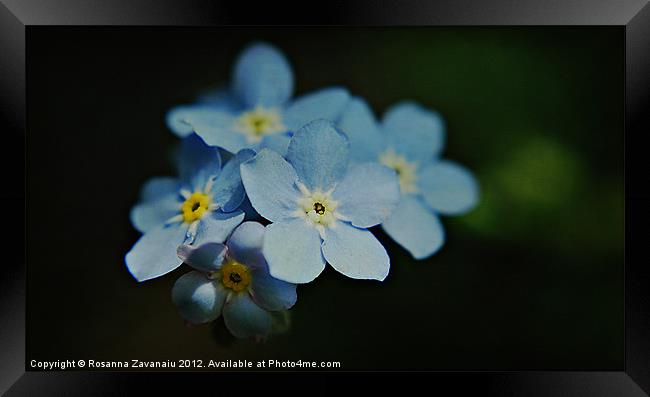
[192,210,245,246]
[283,87,350,131]
[130,194,181,233]
[166,104,226,138]
[332,162,400,228]
[125,223,188,282]
[171,271,226,324]
[251,270,297,311]
[381,195,445,259]
[321,222,390,281]
[212,149,256,212]
[418,160,479,215]
[223,292,272,338]
[177,242,227,273]
[226,221,266,268]
[382,101,445,162]
[178,133,222,190]
[336,97,385,162]
[286,119,350,191]
[139,177,180,202]
[185,110,248,154]
[240,149,301,223]
[232,42,294,108]
[259,133,291,157]
[263,219,326,284]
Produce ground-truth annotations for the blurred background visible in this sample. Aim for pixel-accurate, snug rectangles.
[27,27,623,370]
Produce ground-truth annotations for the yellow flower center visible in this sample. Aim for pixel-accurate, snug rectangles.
[296,185,340,231]
[180,192,212,223]
[220,260,252,292]
[313,202,326,215]
[379,149,418,194]
[234,106,286,143]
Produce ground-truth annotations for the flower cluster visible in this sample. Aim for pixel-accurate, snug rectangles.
[126,42,479,340]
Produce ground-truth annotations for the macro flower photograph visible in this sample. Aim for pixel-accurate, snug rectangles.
[27,27,623,370]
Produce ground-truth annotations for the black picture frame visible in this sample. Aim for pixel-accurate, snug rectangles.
[1,0,649,395]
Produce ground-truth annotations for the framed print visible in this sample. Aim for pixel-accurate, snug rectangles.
[1,0,649,395]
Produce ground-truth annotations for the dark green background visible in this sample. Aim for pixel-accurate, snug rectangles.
[27,27,623,370]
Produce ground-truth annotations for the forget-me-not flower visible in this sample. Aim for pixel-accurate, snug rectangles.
[338,98,479,259]
[240,119,400,284]
[126,134,252,281]
[172,221,297,338]
[166,42,350,155]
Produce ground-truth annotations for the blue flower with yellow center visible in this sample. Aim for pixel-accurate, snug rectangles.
[338,98,480,259]
[126,134,253,282]
[172,222,297,339]
[166,42,350,156]
[240,119,401,284]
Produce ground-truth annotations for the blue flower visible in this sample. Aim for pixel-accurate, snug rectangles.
[126,134,252,282]
[338,98,479,259]
[172,221,297,338]
[166,42,350,155]
[240,119,400,284]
